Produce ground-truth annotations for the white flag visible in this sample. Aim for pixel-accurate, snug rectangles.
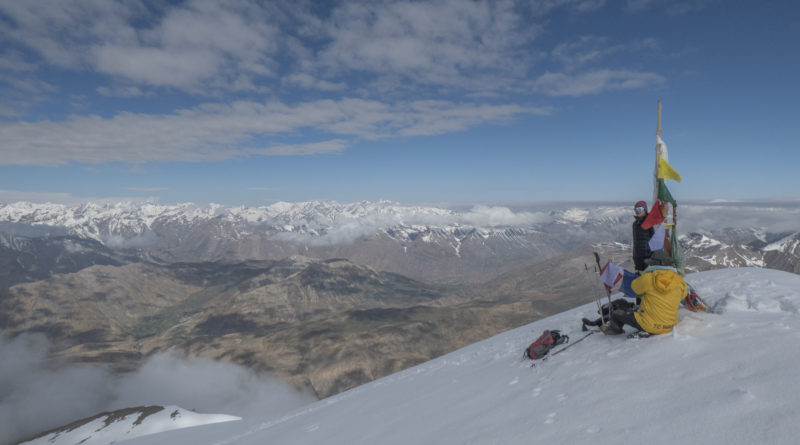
[600,261,624,289]
[649,222,666,251]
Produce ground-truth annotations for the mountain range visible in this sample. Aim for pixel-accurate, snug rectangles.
[2,200,798,284]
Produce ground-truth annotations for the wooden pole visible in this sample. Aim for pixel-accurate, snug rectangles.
[656,100,662,137]
[656,100,672,255]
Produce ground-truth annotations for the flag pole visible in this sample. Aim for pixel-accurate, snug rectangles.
[656,100,662,137]
[655,100,672,256]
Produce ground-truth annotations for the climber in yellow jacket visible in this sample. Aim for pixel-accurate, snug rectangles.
[602,250,687,335]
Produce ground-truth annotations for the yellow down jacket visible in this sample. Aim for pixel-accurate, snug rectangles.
[631,268,687,334]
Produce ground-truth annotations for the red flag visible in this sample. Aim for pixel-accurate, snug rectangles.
[641,200,665,229]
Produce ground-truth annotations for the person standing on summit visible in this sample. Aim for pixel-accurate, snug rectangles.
[632,200,655,273]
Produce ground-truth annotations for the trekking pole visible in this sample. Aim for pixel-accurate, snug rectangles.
[549,331,596,358]
[584,263,604,323]
[587,261,609,326]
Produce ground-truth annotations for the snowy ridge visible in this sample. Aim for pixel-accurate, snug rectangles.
[763,232,800,252]
[684,233,724,249]
[106,267,800,445]
[20,405,240,445]
[0,200,621,244]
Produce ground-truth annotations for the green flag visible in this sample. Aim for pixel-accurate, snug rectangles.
[657,179,676,206]
[670,229,684,276]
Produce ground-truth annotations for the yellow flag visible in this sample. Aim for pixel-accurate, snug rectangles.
[657,156,682,182]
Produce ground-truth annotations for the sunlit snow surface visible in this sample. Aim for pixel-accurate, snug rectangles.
[44,268,800,445]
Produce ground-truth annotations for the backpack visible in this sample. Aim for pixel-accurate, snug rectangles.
[524,330,568,360]
[683,290,708,312]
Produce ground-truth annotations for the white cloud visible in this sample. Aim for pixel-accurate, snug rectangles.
[0,99,539,166]
[0,334,314,445]
[262,140,349,156]
[461,205,551,226]
[96,85,148,98]
[0,50,38,72]
[271,203,553,246]
[0,0,669,103]
[531,69,665,96]
[0,0,136,68]
[283,73,347,92]
[625,0,714,15]
[679,202,800,234]
[317,0,539,93]
[0,0,280,93]
[551,36,659,70]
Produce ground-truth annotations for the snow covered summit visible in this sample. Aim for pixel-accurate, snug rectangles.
[20,406,239,445]
[106,267,800,445]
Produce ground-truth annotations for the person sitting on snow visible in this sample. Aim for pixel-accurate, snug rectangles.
[602,250,687,335]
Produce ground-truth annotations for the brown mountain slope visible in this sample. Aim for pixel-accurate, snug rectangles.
[1,252,598,398]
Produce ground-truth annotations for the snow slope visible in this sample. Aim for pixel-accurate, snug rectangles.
[41,268,800,444]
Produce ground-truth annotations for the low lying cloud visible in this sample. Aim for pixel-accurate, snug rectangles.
[101,230,160,249]
[0,334,315,445]
[679,202,800,235]
[461,205,551,227]
[271,204,552,246]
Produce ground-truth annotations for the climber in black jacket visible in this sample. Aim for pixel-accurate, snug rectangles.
[632,200,655,273]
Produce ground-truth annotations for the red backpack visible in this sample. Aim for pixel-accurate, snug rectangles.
[683,289,709,312]
[524,330,568,360]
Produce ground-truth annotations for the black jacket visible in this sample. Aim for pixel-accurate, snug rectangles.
[632,215,655,271]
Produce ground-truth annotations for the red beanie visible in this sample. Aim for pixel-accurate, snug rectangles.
[634,200,648,211]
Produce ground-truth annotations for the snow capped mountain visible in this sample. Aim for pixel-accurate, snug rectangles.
[763,232,800,253]
[0,200,625,242]
[2,200,798,282]
[19,406,240,445]
[33,267,800,445]
[0,200,629,283]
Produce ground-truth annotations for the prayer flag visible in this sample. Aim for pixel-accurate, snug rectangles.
[641,200,665,229]
[657,179,676,206]
[600,261,623,291]
[649,222,666,251]
[657,156,682,182]
[620,270,640,299]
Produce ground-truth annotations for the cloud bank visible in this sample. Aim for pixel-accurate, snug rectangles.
[0,100,543,166]
[0,334,315,445]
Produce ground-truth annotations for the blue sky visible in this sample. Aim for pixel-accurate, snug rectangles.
[0,0,798,207]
